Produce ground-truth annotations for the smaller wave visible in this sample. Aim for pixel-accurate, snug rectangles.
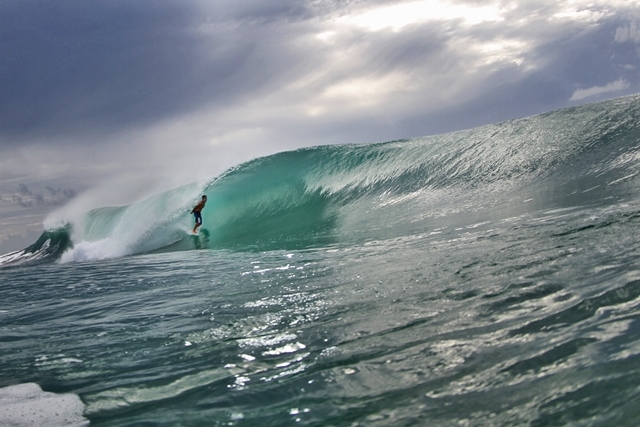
[0,227,72,267]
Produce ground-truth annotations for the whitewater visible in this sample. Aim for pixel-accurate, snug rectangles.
[1,94,640,426]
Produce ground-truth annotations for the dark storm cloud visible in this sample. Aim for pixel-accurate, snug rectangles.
[0,1,194,139]
[0,0,318,142]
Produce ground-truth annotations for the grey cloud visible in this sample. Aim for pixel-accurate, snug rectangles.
[17,183,32,196]
[46,186,77,200]
[5,184,76,208]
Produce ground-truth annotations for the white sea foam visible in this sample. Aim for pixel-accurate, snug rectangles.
[59,238,129,263]
[0,383,88,427]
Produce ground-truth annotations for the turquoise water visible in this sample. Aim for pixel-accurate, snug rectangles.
[1,95,640,426]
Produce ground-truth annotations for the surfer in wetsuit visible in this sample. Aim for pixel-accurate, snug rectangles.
[191,195,207,234]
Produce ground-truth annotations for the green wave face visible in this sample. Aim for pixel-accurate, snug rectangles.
[4,94,640,264]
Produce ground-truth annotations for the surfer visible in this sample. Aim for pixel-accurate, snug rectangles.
[191,195,207,234]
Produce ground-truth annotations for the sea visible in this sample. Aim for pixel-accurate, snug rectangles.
[1,94,640,426]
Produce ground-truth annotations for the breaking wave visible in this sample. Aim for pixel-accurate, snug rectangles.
[2,94,640,265]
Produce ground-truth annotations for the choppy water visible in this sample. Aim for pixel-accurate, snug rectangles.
[2,95,640,426]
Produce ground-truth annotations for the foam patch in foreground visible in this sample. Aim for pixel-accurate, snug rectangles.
[0,383,88,427]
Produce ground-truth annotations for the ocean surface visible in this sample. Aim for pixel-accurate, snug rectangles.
[1,95,640,426]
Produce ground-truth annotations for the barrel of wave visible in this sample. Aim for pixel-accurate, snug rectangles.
[45,182,207,263]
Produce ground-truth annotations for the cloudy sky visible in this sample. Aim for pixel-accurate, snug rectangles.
[1,0,640,253]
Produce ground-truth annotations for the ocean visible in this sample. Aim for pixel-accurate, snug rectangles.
[1,94,640,426]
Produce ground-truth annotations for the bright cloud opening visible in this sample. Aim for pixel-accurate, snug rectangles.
[338,0,504,32]
[303,72,415,117]
[475,39,529,67]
